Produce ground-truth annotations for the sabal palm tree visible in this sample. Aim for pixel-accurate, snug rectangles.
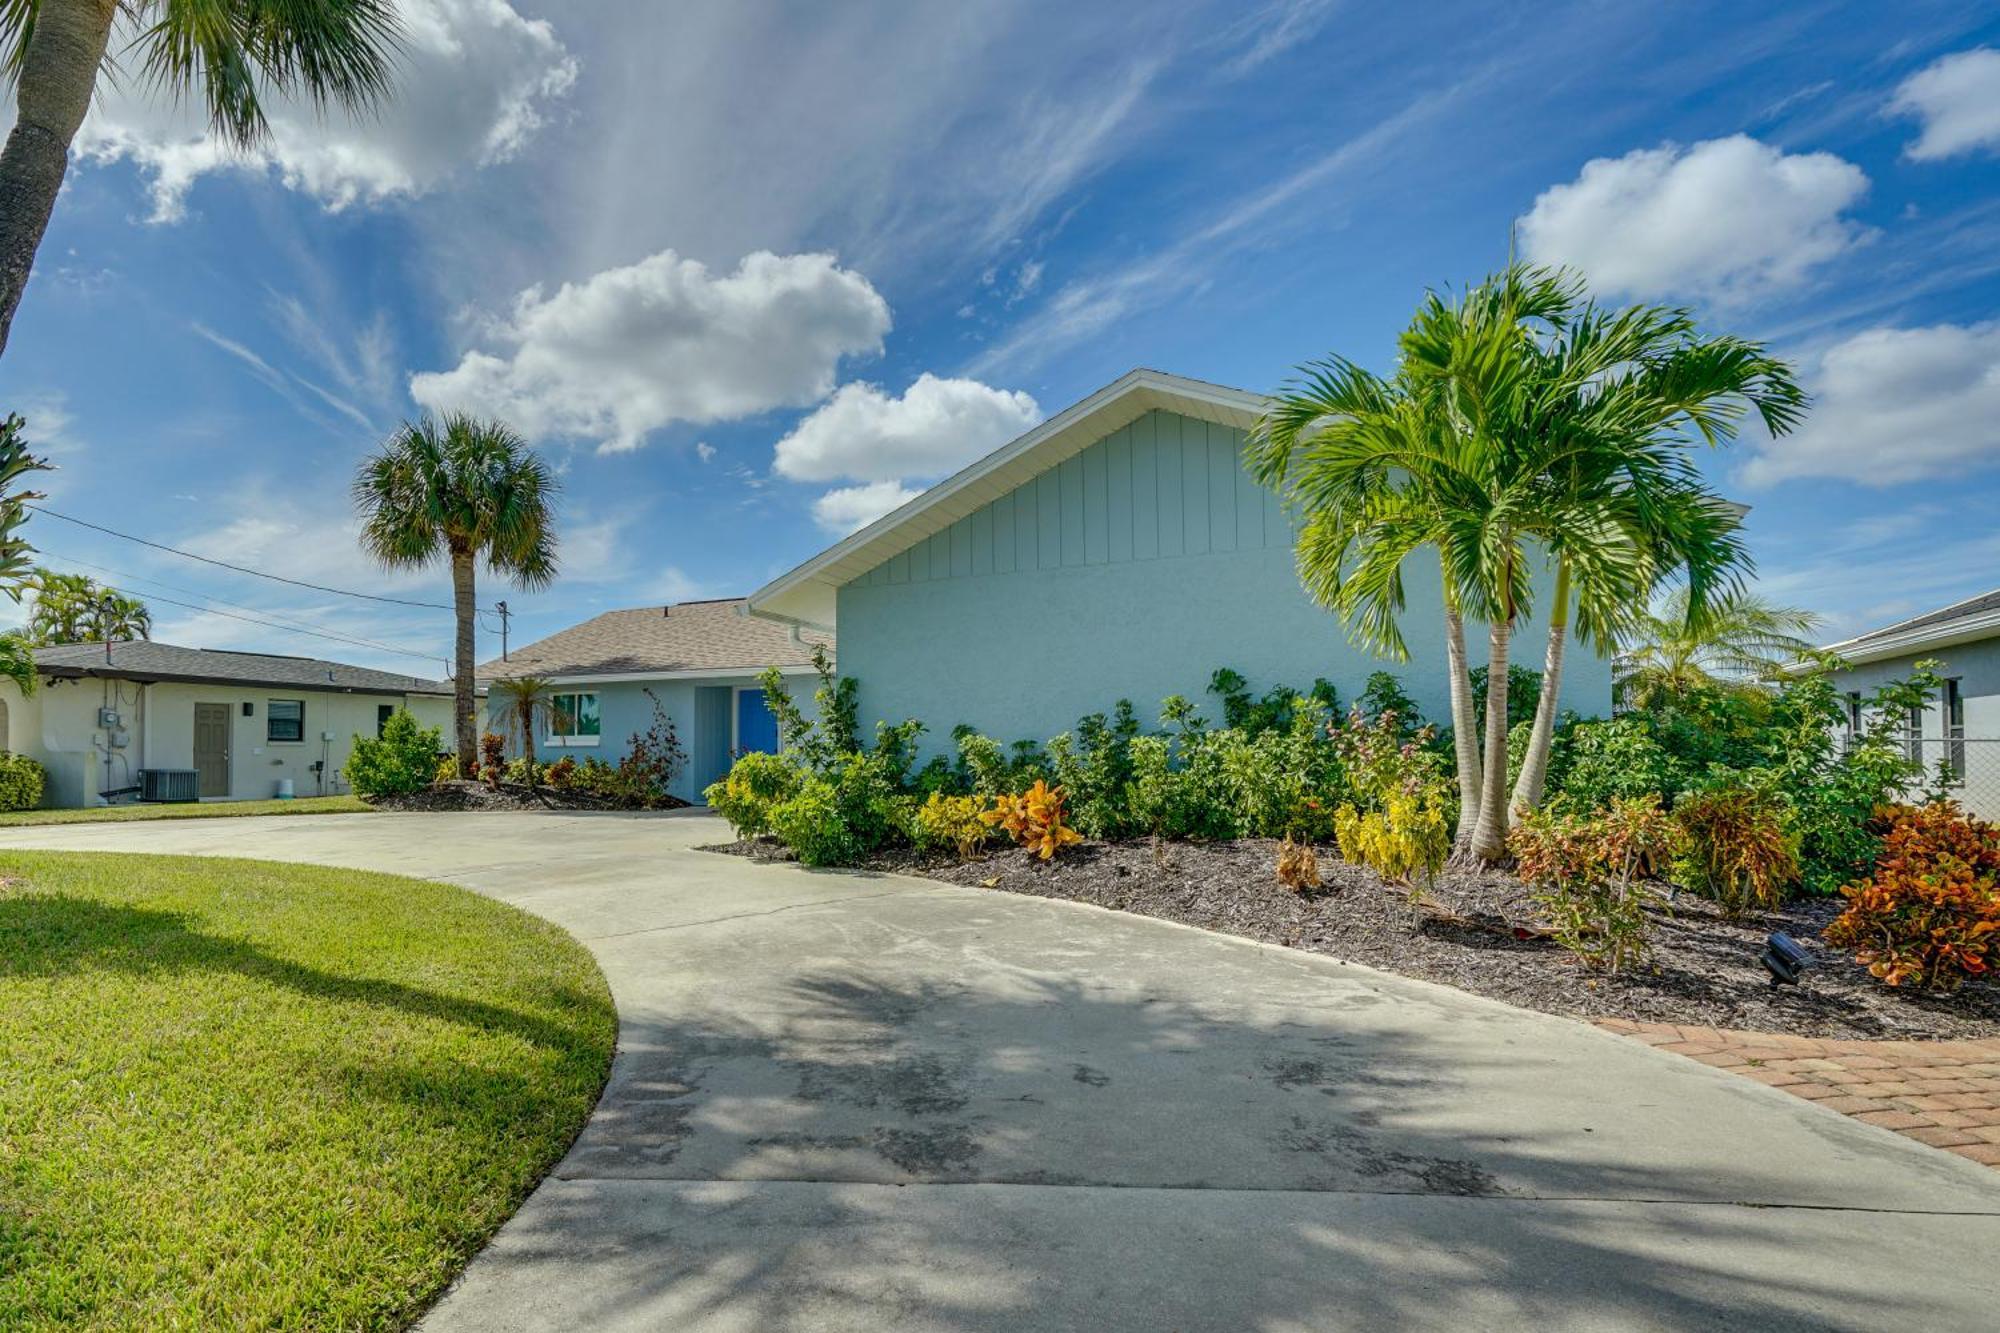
[0,1,402,356]
[489,673,559,759]
[1616,588,1821,710]
[355,415,557,773]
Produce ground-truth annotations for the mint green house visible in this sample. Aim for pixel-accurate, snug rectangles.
[748,369,1608,752]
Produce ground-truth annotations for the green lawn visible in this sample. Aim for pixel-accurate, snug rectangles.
[0,795,373,826]
[0,851,615,1330]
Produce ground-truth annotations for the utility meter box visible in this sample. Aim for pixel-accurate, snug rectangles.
[98,707,121,728]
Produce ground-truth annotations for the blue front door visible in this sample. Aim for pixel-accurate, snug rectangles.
[736,688,779,754]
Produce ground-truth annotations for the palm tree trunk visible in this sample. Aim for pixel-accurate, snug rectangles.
[451,547,479,775]
[0,0,117,357]
[1442,578,1481,852]
[1509,558,1570,816]
[1468,613,1514,863]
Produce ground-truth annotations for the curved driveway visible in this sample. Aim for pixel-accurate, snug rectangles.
[5,810,1998,1330]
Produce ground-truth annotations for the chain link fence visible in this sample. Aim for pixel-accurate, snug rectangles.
[1892,736,2000,821]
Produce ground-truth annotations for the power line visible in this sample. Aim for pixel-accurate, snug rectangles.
[24,503,456,611]
[34,548,448,667]
[98,583,452,672]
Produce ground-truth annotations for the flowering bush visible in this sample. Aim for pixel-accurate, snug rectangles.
[1825,802,2000,990]
[1511,796,1673,974]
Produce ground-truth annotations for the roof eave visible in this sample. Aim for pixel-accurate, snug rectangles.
[1819,608,2000,667]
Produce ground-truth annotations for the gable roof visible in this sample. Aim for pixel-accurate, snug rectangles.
[33,641,452,695]
[1821,586,2000,665]
[477,597,832,682]
[747,369,1268,629]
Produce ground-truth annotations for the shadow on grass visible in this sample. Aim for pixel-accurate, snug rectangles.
[0,892,588,1052]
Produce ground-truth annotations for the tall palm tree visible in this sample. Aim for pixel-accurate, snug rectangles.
[25,567,150,644]
[355,415,557,773]
[0,1,402,356]
[1616,588,1822,711]
[0,413,52,594]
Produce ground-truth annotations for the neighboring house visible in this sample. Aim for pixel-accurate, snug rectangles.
[0,642,454,808]
[1821,587,2000,819]
[747,368,1608,753]
[476,598,831,802]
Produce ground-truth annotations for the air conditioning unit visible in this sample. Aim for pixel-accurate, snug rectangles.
[140,769,200,803]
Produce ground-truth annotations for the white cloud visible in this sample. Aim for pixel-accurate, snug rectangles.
[411,250,892,453]
[811,482,922,535]
[695,442,717,463]
[773,373,1040,483]
[1740,322,2000,487]
[1890,47,2000,160]
[70,0,575,221]
[1517,134,1871,301]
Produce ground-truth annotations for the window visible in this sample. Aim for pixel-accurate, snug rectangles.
[1844,692,1862,753]
[1904,704,1923,763]
[268,698,304,743]
[377,704,397,738]
[547,691,601,747]
[1945,678,1966,781]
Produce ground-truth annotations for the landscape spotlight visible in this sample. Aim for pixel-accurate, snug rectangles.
[1760,932,1813,989]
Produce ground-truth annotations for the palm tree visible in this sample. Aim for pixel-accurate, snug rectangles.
[25,567,150,644]
[0,1,402,356]
[489,673,559,759]
[0,413,52,593]
[355,415,557,774]
[1616,588,1822,711]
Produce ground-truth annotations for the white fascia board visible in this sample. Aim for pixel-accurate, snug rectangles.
[746,369,1269,629]
[476,665,819,688]
[1819,610,2000,666]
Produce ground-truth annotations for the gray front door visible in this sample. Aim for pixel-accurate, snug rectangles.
[193,703,231,798]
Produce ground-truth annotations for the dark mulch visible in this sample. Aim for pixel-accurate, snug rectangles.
[704,834,1999,1041]
[366,780,691,814]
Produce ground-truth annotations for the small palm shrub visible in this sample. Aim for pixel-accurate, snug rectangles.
[1825,802,2000,990]
[346,711,444,797]
[0,750,45,810]
[704,751,802,838]
[1671,784,1798,916]
[982,780,1084,860]
[1511,797,1673,974]
[913,792,991,861]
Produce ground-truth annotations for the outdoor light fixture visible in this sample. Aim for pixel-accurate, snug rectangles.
[1761,932,1813,989]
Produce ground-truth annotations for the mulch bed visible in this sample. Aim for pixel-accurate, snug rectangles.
[365,780,691,814]
[706,835,1999,1041]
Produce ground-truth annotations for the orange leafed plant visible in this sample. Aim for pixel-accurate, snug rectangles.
[1275,835,1321,891]
[1825,802,2000,990]
[981,779,1084,860]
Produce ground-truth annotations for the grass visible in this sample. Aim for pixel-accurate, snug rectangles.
[0,851,616,1330]
[0,794,372,826]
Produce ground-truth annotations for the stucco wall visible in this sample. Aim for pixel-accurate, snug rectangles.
[494,672,818,803]
[0,675,452,807]
[834,408,1611,753]
[1829,637,2000,818]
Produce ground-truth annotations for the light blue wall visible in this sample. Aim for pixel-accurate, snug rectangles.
[496,674,816,803]
[836,409,1612,751]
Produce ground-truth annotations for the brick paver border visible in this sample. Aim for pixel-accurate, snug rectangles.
[1597,1019,2000,1170]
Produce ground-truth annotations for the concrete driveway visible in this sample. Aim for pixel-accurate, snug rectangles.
[5,810,1998,1330]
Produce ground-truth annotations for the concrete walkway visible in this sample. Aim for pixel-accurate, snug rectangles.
[4,810,1998,1331]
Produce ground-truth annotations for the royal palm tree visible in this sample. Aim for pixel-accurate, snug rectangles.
[26,567,150,644]
[0,1,402,356]
[355,415,557,774]
[1615,588,1822,711]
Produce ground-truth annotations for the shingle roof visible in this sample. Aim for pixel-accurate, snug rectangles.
[32,641,453,695]
[1823,586,2000,658]
[477,598,832,679]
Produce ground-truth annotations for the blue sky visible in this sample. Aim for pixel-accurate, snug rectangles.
[2,0,1997,675]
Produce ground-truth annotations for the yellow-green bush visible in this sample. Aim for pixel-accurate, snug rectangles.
[913,791,990,861]
[703,750,801,838]
[0,750,45,811]
[1333,789,1449,886]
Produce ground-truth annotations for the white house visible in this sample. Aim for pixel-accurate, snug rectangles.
[0,641,454,808]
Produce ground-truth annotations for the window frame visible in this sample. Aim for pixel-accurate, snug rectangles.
[267,698,305,744]
[1944,678,1966,781]
[545,690,602,748]
[376,703,397,738]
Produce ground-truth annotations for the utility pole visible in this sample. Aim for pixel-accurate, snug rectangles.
[496,600,510,661]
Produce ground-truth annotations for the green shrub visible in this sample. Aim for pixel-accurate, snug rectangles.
[1209,667,1337,738]
[345,711,444,797]
[1219,696,1344,840]
[1046,701,1141,838]
[1121,697,1239,840]
[1549,715,1687,813]
[502,755,540,786]
[0,750,45,810]
[704,750,802,838]
[769,778,861,867]
[1510,796,1672,974]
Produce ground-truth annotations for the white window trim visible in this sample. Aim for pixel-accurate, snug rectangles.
[545,691,602,748]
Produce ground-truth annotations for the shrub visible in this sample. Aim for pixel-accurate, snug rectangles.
[502,755,540,786]
[1510,797,1672,974]
[1825,802,2000,990]
[1275,834,1322,891]
[1123,707,1239,842]
[480,732,506,773]
[1549,715,1686,813]
[0,750,45,810]
[1046,701,1141,838]
[768,778,860,867]
[704,750,801,838]
[913,791,990,861]
[433,756,459,785]
[981,780,1083,860]
[1209,667,1337,738]
[1220,696,1344,841]
[600,688,689,807]
[1330,704,1447,813]
[1333,790,1449,887]
[1671,784,1798,916]
[545,755,578,791]
[345,711,444,797]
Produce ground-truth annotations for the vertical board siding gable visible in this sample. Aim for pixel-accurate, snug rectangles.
[843,410,1283,587]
